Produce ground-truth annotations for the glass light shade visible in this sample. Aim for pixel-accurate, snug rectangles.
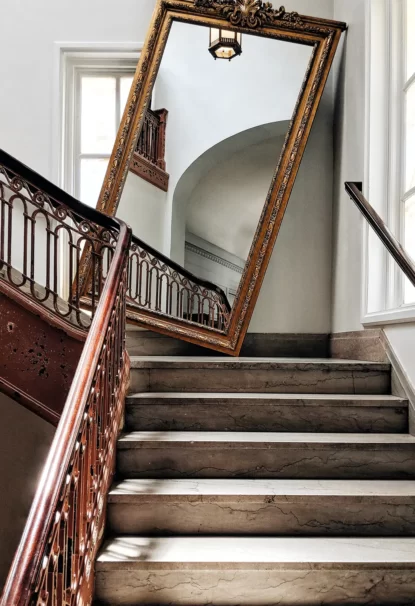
[209,28,242,61]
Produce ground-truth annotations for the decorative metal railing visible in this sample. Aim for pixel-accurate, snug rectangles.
[1,214,131,606]
[0,149,132,605]
[0,148,229,605]
[0,150,119,332]
[127,234,232,331]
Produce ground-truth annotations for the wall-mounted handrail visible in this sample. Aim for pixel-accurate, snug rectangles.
[1,220,131,605]
[345,182,415,288]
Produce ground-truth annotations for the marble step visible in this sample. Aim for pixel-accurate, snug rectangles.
[125,393,408,433]
[117,432,415,480]
[107,478,415,536]
[129,356,391,394]
[95,536,415,605]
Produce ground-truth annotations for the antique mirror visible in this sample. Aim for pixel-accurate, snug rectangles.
[79,0,346,355]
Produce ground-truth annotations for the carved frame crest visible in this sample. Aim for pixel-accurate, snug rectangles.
[79,0,346,355]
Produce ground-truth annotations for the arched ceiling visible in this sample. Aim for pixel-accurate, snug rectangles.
[176,121,289,259]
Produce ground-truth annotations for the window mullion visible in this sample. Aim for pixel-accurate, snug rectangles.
[74,68,83,201]
[115,76,121,131]
[385,0,407,309]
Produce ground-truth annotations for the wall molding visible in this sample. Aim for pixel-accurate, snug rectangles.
[185,241,244,274]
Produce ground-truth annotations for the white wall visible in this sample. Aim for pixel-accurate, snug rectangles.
[182,108,334,334]
[117,172,167,251]
[0,0,157,181]
[186,133,285,260]
[331,0,367,332]
[249,107,334,333]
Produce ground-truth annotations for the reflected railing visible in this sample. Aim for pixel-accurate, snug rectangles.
[130,108,169,192]
[126,233,232,332]
[136,108,168,170]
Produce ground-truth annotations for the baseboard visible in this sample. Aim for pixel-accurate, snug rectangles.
[330,329,415,435]
[126,330,329,358]
[380,331,415,435]
[329,329,388,362]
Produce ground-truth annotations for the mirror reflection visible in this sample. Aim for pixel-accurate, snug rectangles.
[115,21,312,317]
[77,21,313,328]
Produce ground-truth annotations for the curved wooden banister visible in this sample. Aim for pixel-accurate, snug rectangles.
[1,221,131,605]
[345,182,415,288]
[0,149,122,232]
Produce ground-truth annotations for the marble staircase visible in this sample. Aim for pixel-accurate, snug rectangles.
[95,356,415,605]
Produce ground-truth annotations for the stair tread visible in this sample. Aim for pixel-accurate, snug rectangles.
[108,478,415,500]
[130,356,390,370]
[126,392,406,407]
[118,431,415,448]
[97,536,415,567]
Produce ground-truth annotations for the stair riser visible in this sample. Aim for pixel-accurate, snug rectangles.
[107,499,415,536]
[129,368,390,394]
[95,568,415,605]
[125,401,407,433]
[118,446,415,480]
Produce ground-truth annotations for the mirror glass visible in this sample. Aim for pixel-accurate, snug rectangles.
[114,21,313,313]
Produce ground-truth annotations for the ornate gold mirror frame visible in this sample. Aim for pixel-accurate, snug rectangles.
[79,0,346,356]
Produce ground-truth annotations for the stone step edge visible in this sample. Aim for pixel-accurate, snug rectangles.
[108,479,415,504]
[118,432,415,450]
[125,393,407,408]
[96,536,415,570]
[129,356,390,371]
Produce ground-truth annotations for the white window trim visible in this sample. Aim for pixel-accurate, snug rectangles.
[50,42,144,188]
[362,0,412,326]
[51,42,142,298]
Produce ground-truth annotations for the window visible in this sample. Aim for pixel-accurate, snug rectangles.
[62,51,138,208]
[364,0,415,323]
[403,0,415,302]
[76,72,134,207]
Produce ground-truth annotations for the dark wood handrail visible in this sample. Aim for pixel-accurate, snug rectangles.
[0,149,123,233]
[345,182,415,288]
[1,221,131,605]
[131,233,232,313]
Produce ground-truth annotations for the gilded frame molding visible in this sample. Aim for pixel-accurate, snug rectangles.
[81,0,346,355]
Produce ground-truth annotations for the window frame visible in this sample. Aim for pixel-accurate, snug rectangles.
[54,44,141,298]
[62,52,139,204]
[362,0,415,326]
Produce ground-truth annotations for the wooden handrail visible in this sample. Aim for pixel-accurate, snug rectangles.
[1,220,131,605]
[345,182,415,288]
[0,149,122,233]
